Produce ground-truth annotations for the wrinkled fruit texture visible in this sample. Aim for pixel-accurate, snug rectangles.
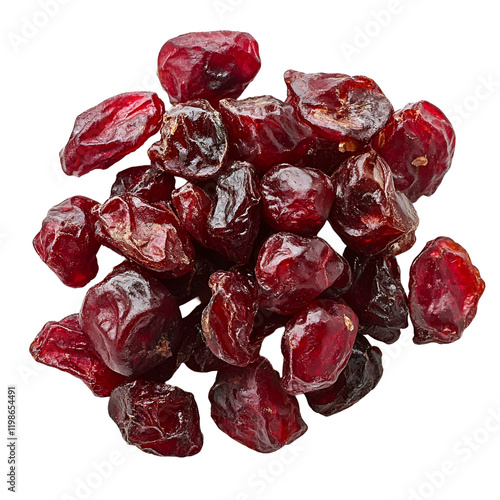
[80,262,182,376]
[209,357,308,453]
[372,101,456,202]
[33,196,100,288]
[60,92,164,177]
[158,31,261,105]
[409,237,485,344]
[281,300,358,395]
[109,381,203,457]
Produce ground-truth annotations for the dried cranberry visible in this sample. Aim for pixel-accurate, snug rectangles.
[372,101,456,202]
[285,70,393,142]
[60,92,164,177]
[30,314,131,397]
[218,96,313,171]
[342,248,408,344]
[202,268,260,366]
[207,162,261,264]
[329,149,419,256]
[109,380,203,457]
[80,261,182,376]
[256,232,351,315]
[209,357,308,453]
[33,196,100,288]
[281,300,358,395]
[305,334,383,416]
[110,165,175,204]
[260,164,334,236]
[93,193,195,277]
[409,237,485,344]
[158,31,261,105]
[148,100,228,181]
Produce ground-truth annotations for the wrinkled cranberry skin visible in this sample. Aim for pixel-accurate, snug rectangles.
[148,100,228,182]
[306,334,383,416]
[202,269,260,366]
[285,70,393,142]
[281,300,358,395]
[409,237,485,344]
[30,314,131,397]
[110,165,175,204]
[93,193,195,277]
[256,232,351,315]
[372,101,456,202]
[109,380,203,457]
[219,96,313,171]
[208,162,261,263]
[158,31,261,105]
[60,92,164,177]
[329,149,419,256]
[80,261,182,377]
[342,248,408,344]
[260,164,334,236]
[209,357,308,453]
[33,196,100,288]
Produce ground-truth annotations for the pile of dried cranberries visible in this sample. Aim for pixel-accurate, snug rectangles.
[30,30,485,457]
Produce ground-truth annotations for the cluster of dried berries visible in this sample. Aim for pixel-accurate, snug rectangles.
[30,30,485,457]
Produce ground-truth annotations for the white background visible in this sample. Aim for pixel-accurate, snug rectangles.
[1,1,499,499]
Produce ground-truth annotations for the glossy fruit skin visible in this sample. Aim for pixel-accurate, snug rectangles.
[219,96,313,171]
[158,31,261,105]
[202,269,260,366]
[207,162,261,263]
[209,357,308,453]
[285,70,393,142]
[30,314,130,397]
[60,92,164,177]
[110,165,175,204]
[409,237,485,344]
[305,334,383,416]
[108,380,203,457]
[93,193,195,277]
[372,101,456,202]
[80,261,182,376]
[256,232,351,315]
[329,149,419,256]
[281,300,358,395]
[33,196,100,288]
[260,164,334,236]
[342,248,408,344]
[148,100,228,182]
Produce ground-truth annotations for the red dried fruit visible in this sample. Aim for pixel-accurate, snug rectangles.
[33,196,100,288]
[281,300,358,395]
[29,314,130,397]
[148,100,228,181]
[219,96,313,171]
[305,334,383,416]
[110,165,175,204]
[329,149,419,256]
[109,380,203,457]
[260,164,334,236]
[342,248,408,344]
[209,357,308,453]
[60,92,164,177]
[372,101,456,202]
[202,268,260,366]
[207,162,261,263]
[80,261,182,376]
[250,308,289,345]
[256,232,351,315]
[409,237,485,344]
[93,193,194,277]
[158,31,261,105]
[285,70,393,142]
